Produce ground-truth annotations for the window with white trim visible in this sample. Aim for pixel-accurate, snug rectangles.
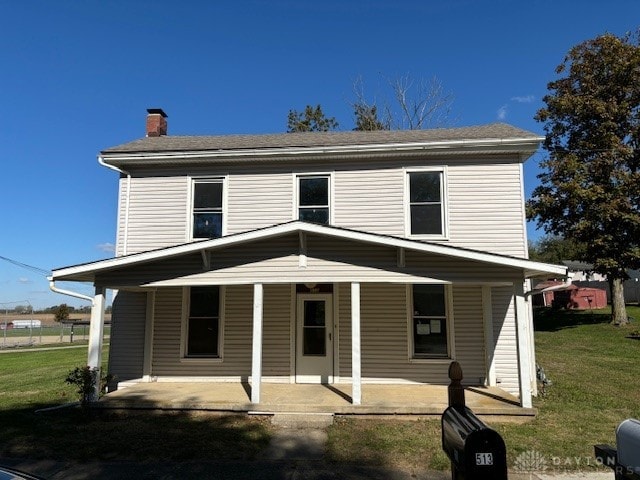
[297,175,330,224]
[185,286,220,358]
[407,170,445,236]
[411,284,449,358]
[192,179,223,239]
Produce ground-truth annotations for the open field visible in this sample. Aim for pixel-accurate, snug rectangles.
[0,306,638,471]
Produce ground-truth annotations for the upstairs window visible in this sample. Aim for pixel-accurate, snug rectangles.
[298,175,330,225]
[407,170,445,236]
[411,284,449,358]
[192,179,223,239]
[186,286,220,358]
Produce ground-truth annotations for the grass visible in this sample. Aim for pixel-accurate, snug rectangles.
[326,305,640,472]
[1,306,638,470]
[0,347,271,462]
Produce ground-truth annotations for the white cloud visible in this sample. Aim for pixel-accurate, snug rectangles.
[97,242,115,253]
[497,105,508,120]
[18,277,32,285]
[511,95,535,103]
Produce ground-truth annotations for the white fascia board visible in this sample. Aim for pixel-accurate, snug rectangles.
[51,221,567,281]
[100,137,544,166]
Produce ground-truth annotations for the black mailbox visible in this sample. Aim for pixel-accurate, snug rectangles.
[442,405,508,479]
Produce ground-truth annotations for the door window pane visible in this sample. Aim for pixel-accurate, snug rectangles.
[303,300,326,356]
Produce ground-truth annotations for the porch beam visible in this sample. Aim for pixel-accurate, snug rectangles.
[482,286,496,386]
[514,281,533,408]
[351,282,362,405]
[298,232,307,268]
[251,283,264,404]
[200,250,210,270]
[87,286,106,401]
[397,247,405,267]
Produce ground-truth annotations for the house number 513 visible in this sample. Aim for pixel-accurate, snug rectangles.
[475,452,493,466]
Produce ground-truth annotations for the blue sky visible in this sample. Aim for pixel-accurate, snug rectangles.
[0,1,637,309]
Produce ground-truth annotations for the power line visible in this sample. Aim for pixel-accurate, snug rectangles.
[0,256,51,276]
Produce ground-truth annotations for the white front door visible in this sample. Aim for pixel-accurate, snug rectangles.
[296,294,334,383]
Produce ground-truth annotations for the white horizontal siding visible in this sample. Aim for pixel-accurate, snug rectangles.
[447,163,526,256]
[117,157,527,257]
[333,168,404,236]
[150,285,289,377]
[125,176,189,254]
[108,291,147,382]
[451,286,486,384]
[491,286,519,395]
[227,173,293,234]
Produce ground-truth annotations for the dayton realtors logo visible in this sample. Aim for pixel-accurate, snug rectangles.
[513,449,627,474]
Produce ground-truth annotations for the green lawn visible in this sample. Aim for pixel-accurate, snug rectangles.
[0,347,271,461]
[327,306,640,472]
[1,307,638,470]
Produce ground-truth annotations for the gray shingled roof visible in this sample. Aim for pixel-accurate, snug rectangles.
[102,123,541,155]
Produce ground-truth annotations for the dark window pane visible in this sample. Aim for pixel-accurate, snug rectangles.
[303,328,326,355]
[190,287,219,317]
[193,213,222,238]
[413,285,446,316]
[413,318,447,356]
[299,208,329,224]
[304,301,325,327]
[410,205,442,235]
[194,182,223,209]
[409,172,441,202]
[299,177,328,206]
[188,317,218,356]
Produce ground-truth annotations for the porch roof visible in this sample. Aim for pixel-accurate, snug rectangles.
[50,221,567,284]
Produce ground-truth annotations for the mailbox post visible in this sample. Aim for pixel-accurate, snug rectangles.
[441,361,508,480]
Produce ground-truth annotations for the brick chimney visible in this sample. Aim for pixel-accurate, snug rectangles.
[146,108,168,137]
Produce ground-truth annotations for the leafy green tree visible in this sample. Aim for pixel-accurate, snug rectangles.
[527,32,640,325]
[287,105,338,132]
[54,303,70,323]
[528,235,586,265]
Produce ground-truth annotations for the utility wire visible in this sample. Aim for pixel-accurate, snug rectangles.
[0,255,51,276]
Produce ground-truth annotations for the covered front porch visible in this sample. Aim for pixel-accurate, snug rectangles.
[96,381,534,420]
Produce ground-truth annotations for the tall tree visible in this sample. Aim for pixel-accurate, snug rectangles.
[528,235,587,265]
[352,74,454,131]
[287,105,338,132]
[527,32,640,325]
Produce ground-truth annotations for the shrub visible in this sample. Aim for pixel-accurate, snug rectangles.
[65,366,113,406]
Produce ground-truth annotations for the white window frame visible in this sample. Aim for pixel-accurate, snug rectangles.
[404,167,449,239]
[406,283,455,363]
[294,173,334,225]
[188,176,227,241]
[180,286,225,363]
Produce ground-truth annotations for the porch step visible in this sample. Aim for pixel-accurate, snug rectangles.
[270,412,334,429]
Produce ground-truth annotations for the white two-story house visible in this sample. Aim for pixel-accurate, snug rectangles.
[50,109,566,409]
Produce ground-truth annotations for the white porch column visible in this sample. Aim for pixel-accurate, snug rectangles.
[482,285,496,386]
[351,282,362,405]
[87,286,106,401]
[514,281,533,408]
[142,290,156,381]
[251,283,264,404]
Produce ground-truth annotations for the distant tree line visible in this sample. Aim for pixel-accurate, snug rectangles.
[3,304,112,315]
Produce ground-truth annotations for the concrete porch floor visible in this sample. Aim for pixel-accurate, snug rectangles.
[98,382,535,420]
